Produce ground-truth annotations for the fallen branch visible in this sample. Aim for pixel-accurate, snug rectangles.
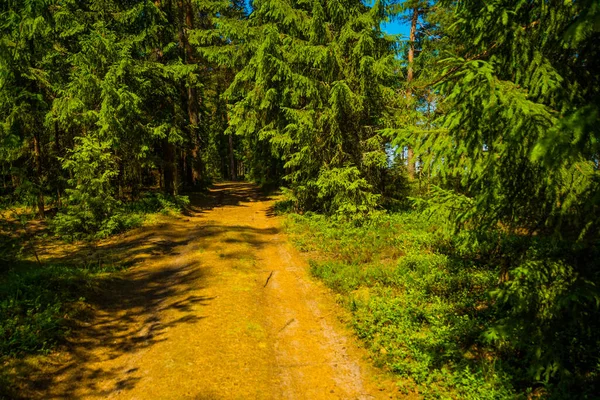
[278,318,295,333]
[263,270,274,287]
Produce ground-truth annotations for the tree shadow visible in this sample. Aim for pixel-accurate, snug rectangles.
[2,259,214,399]
[0,182,281,399]
[184,181,278,215]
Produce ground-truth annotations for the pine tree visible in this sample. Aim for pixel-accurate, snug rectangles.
[384,0,445,184]
[0,0,64,217]
[412,0,600,385]
[213,0,400,215]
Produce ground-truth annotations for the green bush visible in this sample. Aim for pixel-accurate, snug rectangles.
[51,192,189,241]
[126,192,190,215]
[0,261,120,356]
[287,210,600,398]
[50,207,142,241]
[316,166,381,220]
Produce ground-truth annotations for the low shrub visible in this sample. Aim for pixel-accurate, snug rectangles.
[50,192,189,241]
[0,261,121,356]
[286,211,600,399]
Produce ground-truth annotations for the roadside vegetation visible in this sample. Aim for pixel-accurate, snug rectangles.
[286,207,600,399]
[0,193,187,396]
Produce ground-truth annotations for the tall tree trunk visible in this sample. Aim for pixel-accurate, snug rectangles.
[117,160,124,199]
[132,164,140,200]
[181,0,203,186]
[54,121,63,207]
[163,138,175,195]
[188,90,201,186]
[407,8,418,91]
[33,132,45,218]
[188,90,203,186]
[406,7,419,179]
[174,148,181,195]
[11,169,19,190]
[229,133,237,181]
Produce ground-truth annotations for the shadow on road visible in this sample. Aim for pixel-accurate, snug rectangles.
[1,182,279,399]
[185,181,277,215]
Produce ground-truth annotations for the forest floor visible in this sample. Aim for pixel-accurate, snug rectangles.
[6,182,401,399]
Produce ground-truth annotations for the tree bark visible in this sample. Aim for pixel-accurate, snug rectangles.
[407,7,418,93]
[33,132,45,218]
[182,0,203,186]
[406,7,419,179]
[229,134,237,181]
[54,121,63,207]
[163,138,176,195]
[117,160,125,200]
[407,147,415,178]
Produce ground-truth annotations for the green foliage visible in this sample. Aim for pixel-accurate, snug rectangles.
[51,191,189,241]
[286,210,600,398]
[382,1,600,393]
[1,0,599,397]
[484,240,600,387]
[0,0,245,227]
[205,0,402,212]
[51,209,141,242]
[1,0,407,225]
[0,260,121,356]
[0,219,21,266]
[127,192,191,215]
[51,134,120,240]
[409,0,600,239]
[316,166,380,219]
[378,162,411,211]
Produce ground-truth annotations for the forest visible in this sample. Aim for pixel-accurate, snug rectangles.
[1,0,599,398]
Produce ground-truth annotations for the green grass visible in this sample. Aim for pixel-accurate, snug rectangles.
[0,260,123,357]
[50,192,190,241]
[0,191,192,357]
[285,212,521,399]
[286,211,600,398]
[0,191,192,396]
[0,191,190,358]
[0,257,128,398]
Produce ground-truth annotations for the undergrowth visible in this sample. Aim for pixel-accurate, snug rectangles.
[0,258,126,398]
[285,212,600,399]
[0,190,190,394]
[0,190,190,357]
[0,260,123,358]
[50,192,189,241]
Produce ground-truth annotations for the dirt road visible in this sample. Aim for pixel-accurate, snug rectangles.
[16,183,396,399]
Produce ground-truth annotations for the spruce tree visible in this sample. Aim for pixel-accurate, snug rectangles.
[409,0,600,385]
[215,0,400,215]
[0,0,65,217]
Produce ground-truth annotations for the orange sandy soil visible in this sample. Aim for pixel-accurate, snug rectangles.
[6,183,406,399]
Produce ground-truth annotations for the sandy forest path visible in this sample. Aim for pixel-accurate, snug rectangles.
[18,182,397,400]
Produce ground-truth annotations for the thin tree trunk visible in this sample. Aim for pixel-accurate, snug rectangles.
[174,148,181,195]
[158,166,163,190]
[54,121,62,207]
[229,134,237,181]
[407,147,415,178]
[119,161,125,200]
[407,8,418,91]
[163,138,175,195]
[182,0,203,186]
[11,170,19,189]
[33,132,45,218]
[406,7,419,179]
[132,164,140,200]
